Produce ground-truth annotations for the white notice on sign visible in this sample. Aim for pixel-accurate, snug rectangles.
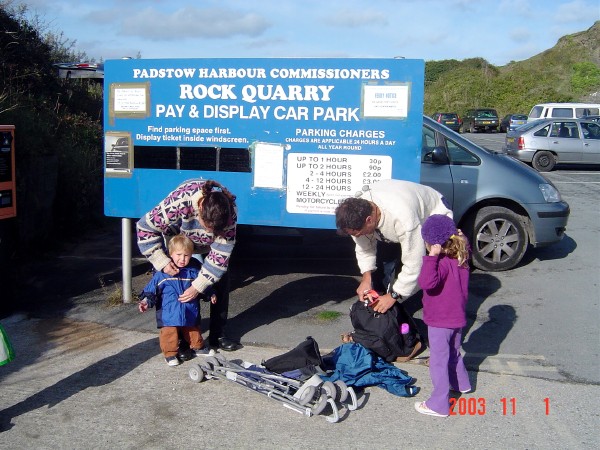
[286,153,392,215]
[114,88,147,113]
[362,84,409,118]
[253,142,284,189]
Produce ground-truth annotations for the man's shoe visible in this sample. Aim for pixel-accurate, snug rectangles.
[217,337,242,352]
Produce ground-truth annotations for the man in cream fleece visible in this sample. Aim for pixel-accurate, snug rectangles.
[335,179,453,314]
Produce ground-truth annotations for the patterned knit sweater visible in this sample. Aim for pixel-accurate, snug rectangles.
[136,179,237,294]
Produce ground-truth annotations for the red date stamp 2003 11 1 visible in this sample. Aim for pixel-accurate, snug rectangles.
[449,397,551,416]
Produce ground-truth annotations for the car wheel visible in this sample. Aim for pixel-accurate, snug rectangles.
[469,123,475,133]
[531,151,555,172]
[470,206,529,271]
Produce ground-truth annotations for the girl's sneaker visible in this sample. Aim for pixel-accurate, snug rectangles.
[165,356,180,367]
[414,401,448,417]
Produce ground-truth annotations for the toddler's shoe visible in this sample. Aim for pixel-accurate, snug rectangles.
[414,401,448,417]
[165,356,180,367]
[192,347,211,357]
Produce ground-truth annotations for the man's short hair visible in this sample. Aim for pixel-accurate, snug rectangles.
[335,197,372,235]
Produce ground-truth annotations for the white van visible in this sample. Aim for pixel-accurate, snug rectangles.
[528,102,600,122]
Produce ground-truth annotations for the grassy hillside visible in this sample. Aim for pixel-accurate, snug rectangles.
[424,21,600,118]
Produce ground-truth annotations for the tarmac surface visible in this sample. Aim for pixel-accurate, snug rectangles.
[0,219,598,449]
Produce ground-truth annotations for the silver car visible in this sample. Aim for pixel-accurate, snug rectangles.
[504,118,600,171]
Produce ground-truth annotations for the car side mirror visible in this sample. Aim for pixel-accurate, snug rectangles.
[430,146,449,164]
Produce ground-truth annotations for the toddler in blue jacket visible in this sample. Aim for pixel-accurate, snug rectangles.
[139,235,215,366]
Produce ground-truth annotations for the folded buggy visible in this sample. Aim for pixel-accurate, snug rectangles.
[188,353,358,423]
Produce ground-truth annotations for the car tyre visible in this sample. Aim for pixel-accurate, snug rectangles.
[470,206,529,271]
[469,123,476,133]
[531,151,556,172]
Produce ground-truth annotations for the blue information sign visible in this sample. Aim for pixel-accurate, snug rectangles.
[103,57,424,228]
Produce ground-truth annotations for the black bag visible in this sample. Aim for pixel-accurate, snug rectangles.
[350,300,420,362]
[262,336,323,373]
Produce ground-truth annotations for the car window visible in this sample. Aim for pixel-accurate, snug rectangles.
[529,106,543,119]
[520,121,545,133]
[569,124,580,139]
[441,113,457,120]
[475,110,496,118]
[576,107,600,117]
[550,121,577,138]
[421,125,437,162]
[550,108,573,118]
[534,125,550,137]
[512,115,528,120]
[444,137,479,165]
[581,122,600,140]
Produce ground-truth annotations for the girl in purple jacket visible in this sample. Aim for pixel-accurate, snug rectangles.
[415,214,471,417]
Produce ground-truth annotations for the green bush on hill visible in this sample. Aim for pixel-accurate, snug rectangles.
[424,21,600,118]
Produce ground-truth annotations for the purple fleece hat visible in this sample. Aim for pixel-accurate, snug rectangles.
[421,214,457,245]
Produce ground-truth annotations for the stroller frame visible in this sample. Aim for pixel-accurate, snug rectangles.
[188,354,357,423]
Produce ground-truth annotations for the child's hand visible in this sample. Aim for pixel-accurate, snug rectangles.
[210,294,217,305]
[138,300,148,313]
[428,243,442,256]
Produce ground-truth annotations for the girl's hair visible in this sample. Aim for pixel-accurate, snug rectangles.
[168,234,194,254]
[442,234,470,268]
[198,180,237,235]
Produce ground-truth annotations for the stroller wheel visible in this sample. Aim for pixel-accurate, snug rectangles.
[188,364,205,383]
[297,385,316,406]
[334,380,348,402]
[321,381,337,399]
[214,354,227,365]
[311,393,328,416]
[199,356,220,371]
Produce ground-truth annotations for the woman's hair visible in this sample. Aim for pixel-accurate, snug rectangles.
[168,234,194,255]
[442,234,470,268]
[199,180,237,235]
[335,197,372,235]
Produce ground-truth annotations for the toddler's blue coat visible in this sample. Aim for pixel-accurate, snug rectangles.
[140,260,203,328]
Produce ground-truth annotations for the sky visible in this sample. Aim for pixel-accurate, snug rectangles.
[11,0,600,66]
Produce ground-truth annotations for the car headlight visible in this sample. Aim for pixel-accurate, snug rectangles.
[539,183,562,203]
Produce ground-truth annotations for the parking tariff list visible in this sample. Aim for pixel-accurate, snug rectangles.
[286,153,392,215]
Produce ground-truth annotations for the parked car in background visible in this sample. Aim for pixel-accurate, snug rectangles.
[503,118,600,171]
[53,62,103,79]
[431,112,462,132]
[462,108,499,133]
[527,103,600,123]
[499,114,528,132]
